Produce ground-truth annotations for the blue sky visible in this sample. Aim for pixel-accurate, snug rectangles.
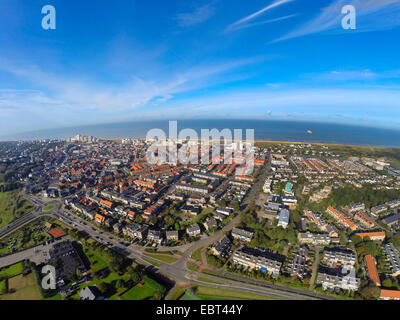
[1,0,400,137]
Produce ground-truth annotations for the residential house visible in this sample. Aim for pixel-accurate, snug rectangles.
[186,224,201,237]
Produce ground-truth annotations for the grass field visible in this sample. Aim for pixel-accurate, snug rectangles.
[120,276,166,300]
[190,248,203,262]
[43,204,55,211]
[190,286,278,300]
[169,285,189,300]
[180,288,201,300]
[84,248,109,273]
[0,279,5,293]
[143,253,179,264]
[0,273,41,300]
[0,190,34,229]
[142,257,161,268]
[197,277,223,285]
[187,262,200,272]
[70,271,131,300]
[0,262,23,278]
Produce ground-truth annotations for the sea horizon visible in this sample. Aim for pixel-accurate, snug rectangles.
[2,119,400,149]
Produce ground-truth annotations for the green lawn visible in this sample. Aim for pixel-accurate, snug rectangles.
[197,277,223,285]
[0,190,34,229]
[180,289,201,300]
[43,204,55,211]
[194,286,279,300]
[84,248,108,272]
[169,286,189,300]
[0,273,41,300]
[187,262,200,272]
[142,257,161,268]
[71,271,131,300]
[120,276,165,300]
[0,262,23,278]
[0,279,5,293]
[190,248,203,262]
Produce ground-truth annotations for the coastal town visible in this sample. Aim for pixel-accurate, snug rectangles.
[0,135,400,300]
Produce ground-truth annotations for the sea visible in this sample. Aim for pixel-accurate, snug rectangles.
[4,119,400,148]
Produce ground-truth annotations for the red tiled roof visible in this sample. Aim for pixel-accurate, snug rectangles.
[365,254,381,286]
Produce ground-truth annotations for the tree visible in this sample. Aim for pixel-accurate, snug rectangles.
[382,278,393,288]
[131,271,143,284]
[360,284,380,300]
[116,279,125,289]
[98,282,110,295]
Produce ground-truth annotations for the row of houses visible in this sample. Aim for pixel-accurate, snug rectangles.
[326,206,357,231]
[384,243,400,277]
[122,223,180,244]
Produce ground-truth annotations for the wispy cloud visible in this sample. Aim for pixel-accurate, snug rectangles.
[176,3,216,27]
[228,14,298,32]
[303,68,400,82]
[226,0,295,32]
[276,0,400,42]
[0,55,267,135]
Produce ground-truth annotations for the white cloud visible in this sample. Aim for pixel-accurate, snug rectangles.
[226,0,295,32]
[176,4,216,27]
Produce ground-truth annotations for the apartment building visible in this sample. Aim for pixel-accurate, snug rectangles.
[384,243,400,277]
[231,227,254,242]
[317,265,359,291]
[298,232,331,245]
[233,247,282,278]
[277,209,290,228]
[322,249,356,266]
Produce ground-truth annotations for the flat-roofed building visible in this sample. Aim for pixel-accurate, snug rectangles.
[231,227,254,242]
[322,249,356,266]
[277,209,290,228]
[371,204,388,216]
[382,213,400,227]
[210,237,231,257]
[384,243,400,277]
[298,232,331,245]
[345,202,365,213]
[233,247,282,278]
[317,265,359,291]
